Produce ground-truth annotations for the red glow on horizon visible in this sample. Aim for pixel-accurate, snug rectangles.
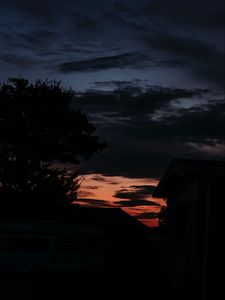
[77,174,165,228]
[142,218,159,227]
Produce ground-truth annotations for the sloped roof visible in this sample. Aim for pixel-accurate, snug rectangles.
[153,158,225,198]
[0,206,150,237]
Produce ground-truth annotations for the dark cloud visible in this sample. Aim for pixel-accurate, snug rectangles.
[114,185,157,206]
[57,52,151,73]
[0,0,224,88]
[0,0,224,180]
[139,0,225,31]
[78,191,95,198]
[1,53,38,68]
[93,79,148,90]
[115,199,158,207]
[147,32,224,86]
[109,181,120,185]
[79,85,225,178]
[75,85,206,119]
[82,185,99,190]
[135,212,158,219]
[18,30,58,46]
[1,0,64,24]
[150,101,225,142]
[77,198,112,207]
[130,185,156,194]
[92,175,108,182]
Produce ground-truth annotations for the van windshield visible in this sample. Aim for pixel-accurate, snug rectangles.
[0,237,49,252]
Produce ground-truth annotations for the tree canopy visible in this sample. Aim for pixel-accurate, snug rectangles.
[0,77,105,209]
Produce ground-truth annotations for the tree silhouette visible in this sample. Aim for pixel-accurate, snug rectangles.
[0,77,105,209]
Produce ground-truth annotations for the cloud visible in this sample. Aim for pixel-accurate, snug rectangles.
[75,85,206,120]
[79,84,225,178]
[92,175,108,182]
[135,212,158,219]
[0,0,224,180]
[152,100,225,142]
[111,183,160,207]
[82,185,99,190]
[187,141,225,156]
[93,79,148,91]
[1,53,38,68]
[0,0,224,88]
[18,30,59,48]
[78,190,95,198]
[77,198,112,207]
[131,185,156,195]
[146,32,224,86]
[57,52,151,73]
[1,0,65,24]
[114,185,156,199]
[115,199,159,207]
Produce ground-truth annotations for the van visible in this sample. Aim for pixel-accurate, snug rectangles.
[0,233,82,273]
[0,221,104,274]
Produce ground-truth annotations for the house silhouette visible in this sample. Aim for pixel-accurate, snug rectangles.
[153,158,225,299]
[0,205,151,279]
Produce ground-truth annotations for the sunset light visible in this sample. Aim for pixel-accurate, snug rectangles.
[0,0,223,298]
[77,174,166,227]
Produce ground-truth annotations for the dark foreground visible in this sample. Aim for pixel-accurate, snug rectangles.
[0,271,182,300]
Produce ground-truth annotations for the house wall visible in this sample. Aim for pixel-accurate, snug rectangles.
[166,180,200,298]
[167,177,221,299]
[205,178,222,298]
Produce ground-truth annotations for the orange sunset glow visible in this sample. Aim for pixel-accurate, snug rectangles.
[77,174,166,227]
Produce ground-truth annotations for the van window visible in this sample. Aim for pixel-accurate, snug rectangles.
[58,237,80,252]
[0,237,49,252]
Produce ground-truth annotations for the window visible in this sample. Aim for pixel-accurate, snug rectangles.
[4,237,48,252]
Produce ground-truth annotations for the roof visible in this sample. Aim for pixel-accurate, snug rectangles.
[153,158,225,198]
[0,206,150,237]
[0,220,102,236]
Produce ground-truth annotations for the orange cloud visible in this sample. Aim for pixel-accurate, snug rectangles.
[77,174,166,227]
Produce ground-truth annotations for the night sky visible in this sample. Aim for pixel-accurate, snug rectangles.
[1,0,224,226]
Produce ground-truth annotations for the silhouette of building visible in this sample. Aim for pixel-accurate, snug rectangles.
[153,158,225,300]
[0,220,104,273]
[0,206,150,278]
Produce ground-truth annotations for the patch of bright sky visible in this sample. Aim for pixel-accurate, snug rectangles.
[77,174,165,227]
[48,65,209,92]
[170,96,209,109]
[150,91,216,122]
[187,141,225,156]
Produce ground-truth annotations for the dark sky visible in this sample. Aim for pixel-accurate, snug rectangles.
[1,0,225,179]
